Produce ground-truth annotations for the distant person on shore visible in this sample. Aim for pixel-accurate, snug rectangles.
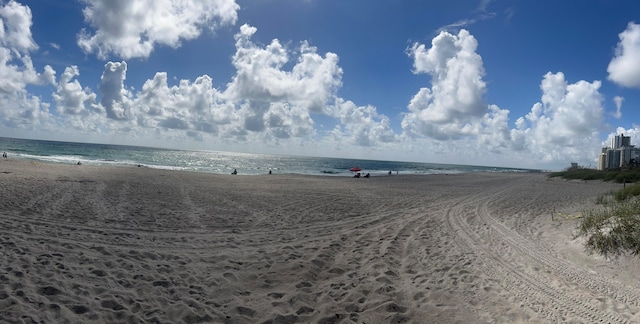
[2,152,6,158]
[269,170,272,175]
[388,170,391,175]
[231,168,237,175]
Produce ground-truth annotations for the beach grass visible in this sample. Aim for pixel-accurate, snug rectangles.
[551,170,640,257]
[577,183,640,257]
[549,168,640,183]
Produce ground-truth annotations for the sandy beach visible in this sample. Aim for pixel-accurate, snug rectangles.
[1,159,639,323]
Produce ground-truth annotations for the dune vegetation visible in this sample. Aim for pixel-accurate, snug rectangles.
[551,169,640,257]
[548,168,640,183]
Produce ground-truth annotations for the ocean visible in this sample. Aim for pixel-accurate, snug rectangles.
[0,137,536,176]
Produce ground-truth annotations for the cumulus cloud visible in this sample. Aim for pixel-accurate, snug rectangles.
[223,25,397,147]
[222,24,342,140]
[512,72,605,163]
[99,61,132,120]
[0,1,53,94]
[0,0,37,53]
[607,22,640,88]
[0,1,56,133]
[402,28,608,168]
[60,24,350,144]
[402,29,509,143]
[77,0,240,59]
[52,67,108,133]
[0,5,614,170]
[134,72,231,134]
[332,98,397,146]
[225,24,342,114]
[53,65,99,115]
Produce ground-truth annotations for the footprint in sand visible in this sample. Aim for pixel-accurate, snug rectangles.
[69,305,89,314]
[223,272,238,282]
[101,299,126,311]
[267,292,284,299]
[296,306,315,315]
[39,286,62,296]
[385,302,407,313]
[91,269,107,277]
[236,306,256,318]
[295,281,313,289]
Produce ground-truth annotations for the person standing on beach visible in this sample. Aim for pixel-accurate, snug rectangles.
[2,152,6,158]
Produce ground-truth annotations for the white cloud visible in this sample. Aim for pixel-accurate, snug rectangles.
[133,72,231,134]
[118,24,394,148]
[77,0,240,59]
[0,48,34,93]
[0,1,56,134]
[0,1,51,94]
[478,104,511,152]
[402,29,509,143]
[613,95,624,119]
[402,28,608,169]
[222,24,350,141]
[332,98,397,146]
[0,0,37,53]
[73,23,346,144]
[263,102,315,140]
[605,126,640,148]
[0,9,616,170]
[225,24,342,114]
[99,61,132,120]
[512,72,605,164]
[53,66,100,115]
[607,22,640,88]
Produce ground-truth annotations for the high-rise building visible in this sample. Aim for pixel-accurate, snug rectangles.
[612,133,631,149]
[607,149,621,169]
[601,133,639,169]
[598,153,606,171]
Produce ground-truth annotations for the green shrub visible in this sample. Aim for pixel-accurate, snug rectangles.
[551,169,640,256]
[577,197,640,257]
[614,183,640,201]
[549,169,640,183]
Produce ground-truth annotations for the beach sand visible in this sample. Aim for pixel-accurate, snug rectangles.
[1,159,639,323]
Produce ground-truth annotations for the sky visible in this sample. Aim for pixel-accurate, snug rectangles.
[1,0,640,170]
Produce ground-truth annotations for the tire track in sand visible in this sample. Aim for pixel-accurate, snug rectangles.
[475,181,640,316]
[445,176,631,323]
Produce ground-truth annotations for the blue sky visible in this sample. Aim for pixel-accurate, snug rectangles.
[1,0,640,170]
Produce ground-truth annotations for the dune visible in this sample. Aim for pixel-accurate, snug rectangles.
[0,159,638,323]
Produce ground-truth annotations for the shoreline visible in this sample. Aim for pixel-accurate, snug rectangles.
[0,137,542,176]
[0,155,543,178]
[1,159,637,323]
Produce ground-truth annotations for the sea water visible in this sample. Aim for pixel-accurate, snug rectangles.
[0,137,536,176]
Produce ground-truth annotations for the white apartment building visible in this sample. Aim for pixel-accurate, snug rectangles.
[599,133,640,170]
